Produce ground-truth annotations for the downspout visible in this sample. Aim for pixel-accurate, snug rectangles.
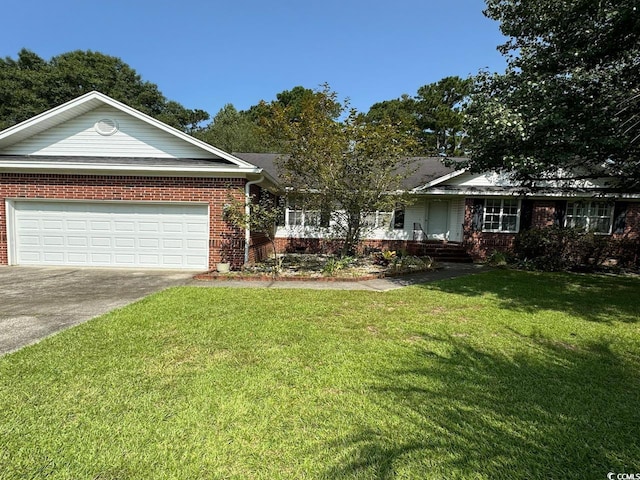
[244,175,265,265]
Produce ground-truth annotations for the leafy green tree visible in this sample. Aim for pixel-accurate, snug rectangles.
[0,50,52,128]
[366,95,416,127]
[268,84,417,256]
[195,104,267,153]
[224,188,283,272]
[0,49,209,132]
[365,76,471,156]
[415,76,472,156]
[465,0,640,189]
[245,86,341,125]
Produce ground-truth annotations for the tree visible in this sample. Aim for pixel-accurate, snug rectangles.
[0,49,209,131]
[195,104,267,153]
[267,84,417,256]
[414,76,472,156]
[245,86,341,125]
[224,188,283,272]
[365,76,471,156]
[465,0,640,189]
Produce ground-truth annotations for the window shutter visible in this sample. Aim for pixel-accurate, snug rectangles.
[613,202,628,234]
[471,199,484,232]
[554,201,567,227]
[520,200,534,230]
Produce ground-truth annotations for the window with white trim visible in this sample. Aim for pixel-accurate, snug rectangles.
[284,197,327,228]
[482,199,520,233]
[362,211,393,229]
[565,201,613,234]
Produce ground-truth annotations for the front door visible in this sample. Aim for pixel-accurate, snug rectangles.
[426,201,449,240]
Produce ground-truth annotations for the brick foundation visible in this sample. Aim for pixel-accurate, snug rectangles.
[0,173,246,269]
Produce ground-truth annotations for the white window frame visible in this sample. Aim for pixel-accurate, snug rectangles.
[482,198,521,233]
[565,200,614,234]
[284,196,324,228]
[362,211,393,230]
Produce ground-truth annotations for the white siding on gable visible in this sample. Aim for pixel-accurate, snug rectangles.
[443,171,609,190]
[2,105,219,159]
[452,172,517,187]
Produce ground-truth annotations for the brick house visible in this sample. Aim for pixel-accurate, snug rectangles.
[0,92,277,270]
[236,154,640,263]
[1,92,638,271]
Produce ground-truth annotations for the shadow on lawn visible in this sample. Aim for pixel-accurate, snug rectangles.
[423,269,640,323]
[325,333,640,479]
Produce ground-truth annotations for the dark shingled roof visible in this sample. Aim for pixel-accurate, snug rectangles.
[234,153,464,190]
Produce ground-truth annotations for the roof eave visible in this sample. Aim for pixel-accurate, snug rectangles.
[0,160,262,178]
[412,168,468,192]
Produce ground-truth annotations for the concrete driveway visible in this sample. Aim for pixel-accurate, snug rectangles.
[0,266,195,356]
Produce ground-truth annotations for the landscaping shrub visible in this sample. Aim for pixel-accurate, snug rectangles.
[513,226,628,271]
[609,236,640,268]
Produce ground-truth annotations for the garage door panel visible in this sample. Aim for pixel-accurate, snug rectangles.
[187,239,207,249]
[115,254,136,264]
[163,223,183,233]
[42,220,63,230]
[90,221,111,231]
[12,201,209,269]
[43,236,64,246]
[68,252,89,263]
[67,220,88,231]
[19,252,40,262]
[43,252,64,262]
[91,237,111,247]
[162,255,183,265]
[187,223,207,234]
[139,238,160,248]
[139,254,160,265]
[186,255,208,266]
[19,235,40,246]
[67,236,88,247]
[17,219,40,230]
[114,222,135,232]
[138,222,160,232]
[114,237,135,248]
[163,239,183,249]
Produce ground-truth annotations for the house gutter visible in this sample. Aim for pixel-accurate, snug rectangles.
[244,175,265,264]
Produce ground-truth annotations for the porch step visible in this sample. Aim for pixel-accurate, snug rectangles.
[414,242,474,263]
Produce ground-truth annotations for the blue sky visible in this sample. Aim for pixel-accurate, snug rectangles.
[2,0,507,118]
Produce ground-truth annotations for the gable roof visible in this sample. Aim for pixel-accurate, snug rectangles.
[0,91,256,169]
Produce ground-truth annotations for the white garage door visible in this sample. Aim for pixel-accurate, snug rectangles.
[11,201,209,269]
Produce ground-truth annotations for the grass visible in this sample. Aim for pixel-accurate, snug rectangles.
[1,270,639,479]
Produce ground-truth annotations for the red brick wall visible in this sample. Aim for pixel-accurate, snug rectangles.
[621,203,640,239]
[249,236,274,263]
[462,198,640,261]
[0,173,246,269]
[531,201,556,227]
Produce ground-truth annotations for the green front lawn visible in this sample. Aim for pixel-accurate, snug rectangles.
[1,270,639,479]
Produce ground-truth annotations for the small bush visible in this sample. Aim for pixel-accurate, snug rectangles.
[322,256,354,276]
[486,250,508,266]
[373,250,397,266]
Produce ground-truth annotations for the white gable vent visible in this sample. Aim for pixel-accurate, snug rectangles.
[95,118,119,136]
